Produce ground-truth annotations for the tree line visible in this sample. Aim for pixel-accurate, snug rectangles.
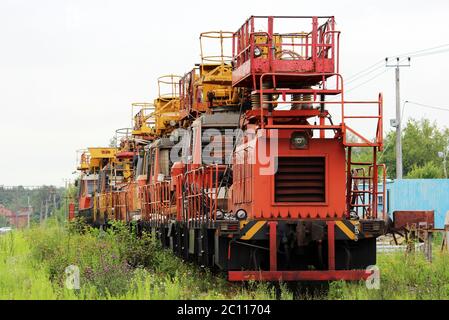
[0,186,66,226]
[353,118,449,179]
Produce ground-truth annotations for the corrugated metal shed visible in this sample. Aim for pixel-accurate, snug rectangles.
[387,179,449,228]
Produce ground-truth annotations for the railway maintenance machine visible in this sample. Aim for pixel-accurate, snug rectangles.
[73,16,387,283]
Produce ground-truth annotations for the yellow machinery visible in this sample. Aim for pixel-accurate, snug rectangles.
[86,147,117,172]
[179,31,240,121]
[76,147,117,222]
[131,102,156,137]
[77,149,90,171]
[198,31,239,109]
[114,128,135,182]
[154,75,182,135]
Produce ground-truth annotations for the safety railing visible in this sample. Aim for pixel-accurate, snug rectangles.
[158,75,182,101]
[77,150,90,171]
[140,181,171,226]
[131,103,155,134]
[343,94,383,149]
[179,68,199,115]
[98,192,113,218]
[92,184,138,223]
[252,72,383,149]
[178,165,219,228]
[232,147,253,205]
[114,128,133,148]
[368,164,387,220]
[127,182,138,213]
[113,190,128,221]
[232,16,339,79]
[200,31,233,65]
[348,163,387,221]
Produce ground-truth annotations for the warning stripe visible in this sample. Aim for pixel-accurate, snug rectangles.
[241,221,266,240]
[335,221,356,240]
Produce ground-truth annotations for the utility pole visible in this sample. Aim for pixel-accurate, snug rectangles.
[40,200,43,223]
[386,57,411,179]
[53,193,57,216]
[63,179,69,220]
[27,196,31,228]
[45,198,48,221]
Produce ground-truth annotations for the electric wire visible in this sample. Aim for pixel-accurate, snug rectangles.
[346,43,449,88]
[387,43,449,59]
[410,48,449,58]
[405,101,449,112]
[345,68,389,94]
[345,60,385,83]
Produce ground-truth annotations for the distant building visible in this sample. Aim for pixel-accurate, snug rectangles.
[0,204,31,228]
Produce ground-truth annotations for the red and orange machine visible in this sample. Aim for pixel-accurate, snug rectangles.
[225,16,386,281]
[73,16,387,283]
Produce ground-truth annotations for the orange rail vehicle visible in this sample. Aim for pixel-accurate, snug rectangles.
[73,16,387,283]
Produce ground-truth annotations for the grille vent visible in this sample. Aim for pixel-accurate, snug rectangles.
[274,157,325,202]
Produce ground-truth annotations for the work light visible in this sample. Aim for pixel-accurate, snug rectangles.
[291,131,308,149]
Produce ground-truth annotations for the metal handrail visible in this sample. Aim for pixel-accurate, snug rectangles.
[233,16,337,70]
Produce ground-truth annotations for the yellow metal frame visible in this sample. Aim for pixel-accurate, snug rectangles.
[154,75,181,135]
[88,147,117,159]
[131,102,156,136]
[197,31,239,108]
[77,149,90,171]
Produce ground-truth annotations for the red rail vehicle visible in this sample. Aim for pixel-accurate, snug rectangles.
[73,16,387,283]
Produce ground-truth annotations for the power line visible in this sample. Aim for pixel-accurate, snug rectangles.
[345,68,389,93]
[345,58,409,92]
[388,43,449,59]
[410,48,449,59]
[345,60,384,82]
[405,101,449,112]
[346,63,385,85]
[345,43,449,88]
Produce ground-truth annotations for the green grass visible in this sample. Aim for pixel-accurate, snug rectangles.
[1,219,449,300]
[0,218,278,300]
[328,250,449,300]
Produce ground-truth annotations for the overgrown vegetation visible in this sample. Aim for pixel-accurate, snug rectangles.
[329,251,449,299]
[2,217,449,300]
[0,218,279,300]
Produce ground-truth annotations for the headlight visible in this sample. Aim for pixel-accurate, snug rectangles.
[236,209,247,220]
[291,131,308,149]
[216,210,224,220]
[254,46,262,57]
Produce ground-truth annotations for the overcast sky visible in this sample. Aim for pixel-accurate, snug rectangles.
[0,0,448,186]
